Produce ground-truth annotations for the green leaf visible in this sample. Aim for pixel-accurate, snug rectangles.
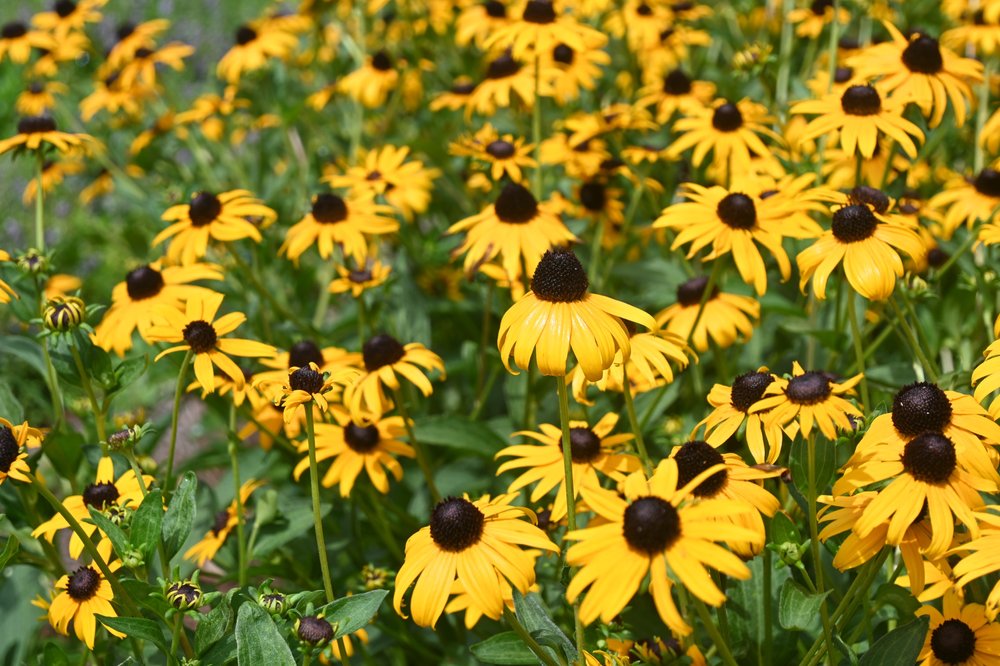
[201,633,237,665]
[0,535,19,569]
[96,615,168,651]
[251,499,324,558]
[789,438,836,502]
[469,632,538,665]
[0,336,48,380]
[41,430,84,483]
[39,642,70,666]
[778,579,831,632]
[320,589,389,639]
[0,381,24,422]
[162,472,197,562]
[235,602,295,666]
[770,511,801,545]
[413,415,507,456]
[196,597,233,655]
[87,508,130,561]
[129,489,163,560]
[858,617,930,666]
[106,355,149,396]
[513,589,577,664]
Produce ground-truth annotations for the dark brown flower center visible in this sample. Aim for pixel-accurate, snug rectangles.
[849,186,890,214]
[579,182,606,212]
[125,265,165,300]
[115,22,135,41]
[674,441,727,497]
[289,367,325,394]
[901,34,943,74]
[840,85,882,116]
[189,192,222,227]
[17,115,57,134]
[362,333,405,371]
[930,619,977,663]
[28,81,45,94]
[167,582,202,609]
[182,320,218,353]
[523,0,556,23]
[636,3,653,16]
[927,247,948,268]
[451,80,476,95]
[676,275,717,307]
[495,182,539,223]
[810,0,833,14]
[372,50,392,71]
[623,496,681,554]
[730,371,774,412]
[235,25,257,45]
[567,427,602,463]
[344,423,381,453]
[891,382,952,436]
[67,566,101,601]
[288,340,324,369]
[484,1,507,18]
[716,193,757,230]
[311,193,348,224]
[486,139,516,159]
[2,22,27,39]
[785,371,832,405]
[663,68,692,95]
[55,1,78,17]
[531,248,589,302]
[430,497,485,552]
[82,482,120,509]
[211,509,230,535]
[134,47,153,59]
[553,43,574,64]
[902,432,956,484]
[831,204,878,242]
[834,66,853,83]
[349,268,373,283]
[711,102,743,132]
[973,169,1000,197]
[0,427,19,474]
[486,53,520,79]
[297,616,334,645]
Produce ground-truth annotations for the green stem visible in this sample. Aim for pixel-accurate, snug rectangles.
[164,350,193,497]
[888,297,939,382]
[337,636,353,666]
[806,435,835,663]
[311,260,337,329]
[555,379,585,662]
[41,337,64,429]
[35,152,45,251]
[692,598,739,666]
[69,341,107,444]
[305,409,335,603]
[503,607,560,666]
[762,534,773,666]
[845,287,870,411]
[228,403,248,588]
[170,614,183,665]
[587,216,605,287]
[393,388,440,504]
[621,366,652,474]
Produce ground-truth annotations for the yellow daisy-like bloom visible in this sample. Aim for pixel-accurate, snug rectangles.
[445,577,515,630]
[93,261,223,356]
[32,457,153,559]
[112,40,195,89]
[849,22,983,127]
[328,259,391,297]
[637,68,716,123]
[255,340,360,396]
[48,554,123,650]
[0,20,55,63]
[943,10,1000,56]
[0,250,17,303]
[696,369,787,464]
[429,77,478,112]
[280,192,398,264]
[184,479,266,566]
[292,414,414,497]
[79,74,153,121]
[263,362,358,425]
[603,0,671,52]
[324,145,440,221]
[448,182,577,288]
[928,168,1000,237]
[498,248,656,381]
[465,52,554,116]
[217,19,302,84]
[340,50,399,108]
[791,84,924,158]
[797,190,926,301]
[546,34,611,104]
[565,460,755,635]
[22,157,84,205]
[484,0,605,61]
[655,275,760,352]
[982,107,1000,155]
[175,88,251,142]
[0,417,42,487]
[344,333,445,423]
[31,28,89,78]
[16,80,68,116]
[449,124,537,184]
[146,292,277,393]
[751,361,862,440]
[540,132,610,179]
[974,335,1000,417]
[654,183,792,296]
[916,594,1000,665]
[668,440,780,558]
[497,413,640,522]
[667,98,782,179]
[33,0,107,36]
[455,0,511,47]
[787,0,850,39]
[393,493,558,628]
[105,19,170,70]
[152,190,276,266]
[0,116,96,157]
[189,365,269,410]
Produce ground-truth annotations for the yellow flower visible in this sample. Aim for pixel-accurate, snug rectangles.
[751,361,862,440]
[184,479,266,565]
[327,259,391,298]
[340,50,399,108]
[0,20,55,63]
[263,362,358,424]
[280,192,397,264]
[0,116,97,157]
[217,17,304,83]
[323,145,440,221]
[916,594,1000,665]
[16,80,68,116]
[483,0,606,61]
[32,0,107,36]
[0,418,42,486]
[344,333,444,423]
[0,250,16,303]
[655,276,760,352]
[696,369,787,464]
[48,554,124,649]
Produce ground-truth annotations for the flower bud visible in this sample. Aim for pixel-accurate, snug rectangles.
[295,615,333,647]
[258,590,287,616]
[167,580,203,610]
[43,296,85,331]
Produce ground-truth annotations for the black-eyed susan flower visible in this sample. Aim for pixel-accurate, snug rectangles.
[393,494,558,628]
[216,19,302,83]
[943,9,1000,56]
[751,362,862,440]
[105,19,169,70]
[79,74,152,121]
[184,479,265,565]
[113,39,195,89]
[21,157,84,205]
[498,248,656,381]
[153,190,275,266]
[603,0,671,52]
[281,192,397,265]
[33,457,152,559]
[266,362,358,424]
[292,415,414,497]
[48,553,123,649]
[849,23,982,127]
[915,594,1000,665]
[0,116,96,157]
[929,168,1000,236]
[974,333,1000,417]
[450,124,536,184]
[0,20,55,63]
[188,365,269,410]
[429,77,478,112]
[465,52,553,116]
[696,369,786,464]
[0,251,17,303]
[32,0,107,36]
[0,418,42,487]
[547,35,611,104]
[787,0,850,38]
[791,84,924,158]
[655,275,760,352]
[484,0,605,60]
[324,145,439,221]
[455,0,511,47]
[146,292,277,393]
[654,183,792,296]
[565,460,754,635]
[446,577,515,629]
[16,80,67,116]
[340,50,399,108]
[448,182,576,289]
[344,333,444,423]
[637,68,716,124]
[497,413,640,522]
[328,258,391,298]
[797,191,926,301]
[93,261,223,356]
